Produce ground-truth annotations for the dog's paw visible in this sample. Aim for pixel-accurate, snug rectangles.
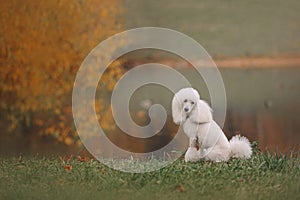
[184,147,200,162]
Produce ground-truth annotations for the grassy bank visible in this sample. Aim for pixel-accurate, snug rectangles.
[124,0,300,57]
[0,150,299,200]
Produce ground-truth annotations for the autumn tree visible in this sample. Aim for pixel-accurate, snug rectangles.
[0,0,124,145]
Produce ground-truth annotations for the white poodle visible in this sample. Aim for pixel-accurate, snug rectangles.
[172,87,252,162]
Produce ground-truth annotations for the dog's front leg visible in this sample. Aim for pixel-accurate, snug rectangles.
[185,147,199,162]
[189,137,198,148]
[185,137,200,162]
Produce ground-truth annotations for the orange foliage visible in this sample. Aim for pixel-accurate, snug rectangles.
[0,0,124,145]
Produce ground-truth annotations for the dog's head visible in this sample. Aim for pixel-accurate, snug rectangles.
[172,88,200,124]
[182,96,199,116]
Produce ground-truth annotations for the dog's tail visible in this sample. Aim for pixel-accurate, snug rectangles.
[229,135,252,159]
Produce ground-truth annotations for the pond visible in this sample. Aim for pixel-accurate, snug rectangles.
[0,67,299,157]
[218,67,300,153]
[126,67,300,154]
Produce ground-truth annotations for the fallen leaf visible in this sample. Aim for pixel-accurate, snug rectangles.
[175,185,185,192]
[64,164,72,171]
[77,156,90,162]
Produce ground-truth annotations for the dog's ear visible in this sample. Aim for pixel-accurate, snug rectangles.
[172,94,184,125]
[190,100,213,123]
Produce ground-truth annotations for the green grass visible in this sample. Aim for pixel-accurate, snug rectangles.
[1,150,299,200]
[123,0,300,57]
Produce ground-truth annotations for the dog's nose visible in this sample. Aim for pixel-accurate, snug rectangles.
[184,108,189,112]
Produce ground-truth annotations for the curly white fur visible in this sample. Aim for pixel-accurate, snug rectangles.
[172,87,252,162]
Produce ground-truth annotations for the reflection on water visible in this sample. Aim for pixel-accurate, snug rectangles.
[127,67,300,154]
[0,67,299,156]
[220,67,300,153]
[224,110,300,153]
[93,67,300,156]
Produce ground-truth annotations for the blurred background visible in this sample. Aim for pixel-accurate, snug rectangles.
[0,0,299,157]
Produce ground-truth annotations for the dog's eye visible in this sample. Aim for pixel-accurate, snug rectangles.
[184,99,187,103]
[191,101,194,105]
